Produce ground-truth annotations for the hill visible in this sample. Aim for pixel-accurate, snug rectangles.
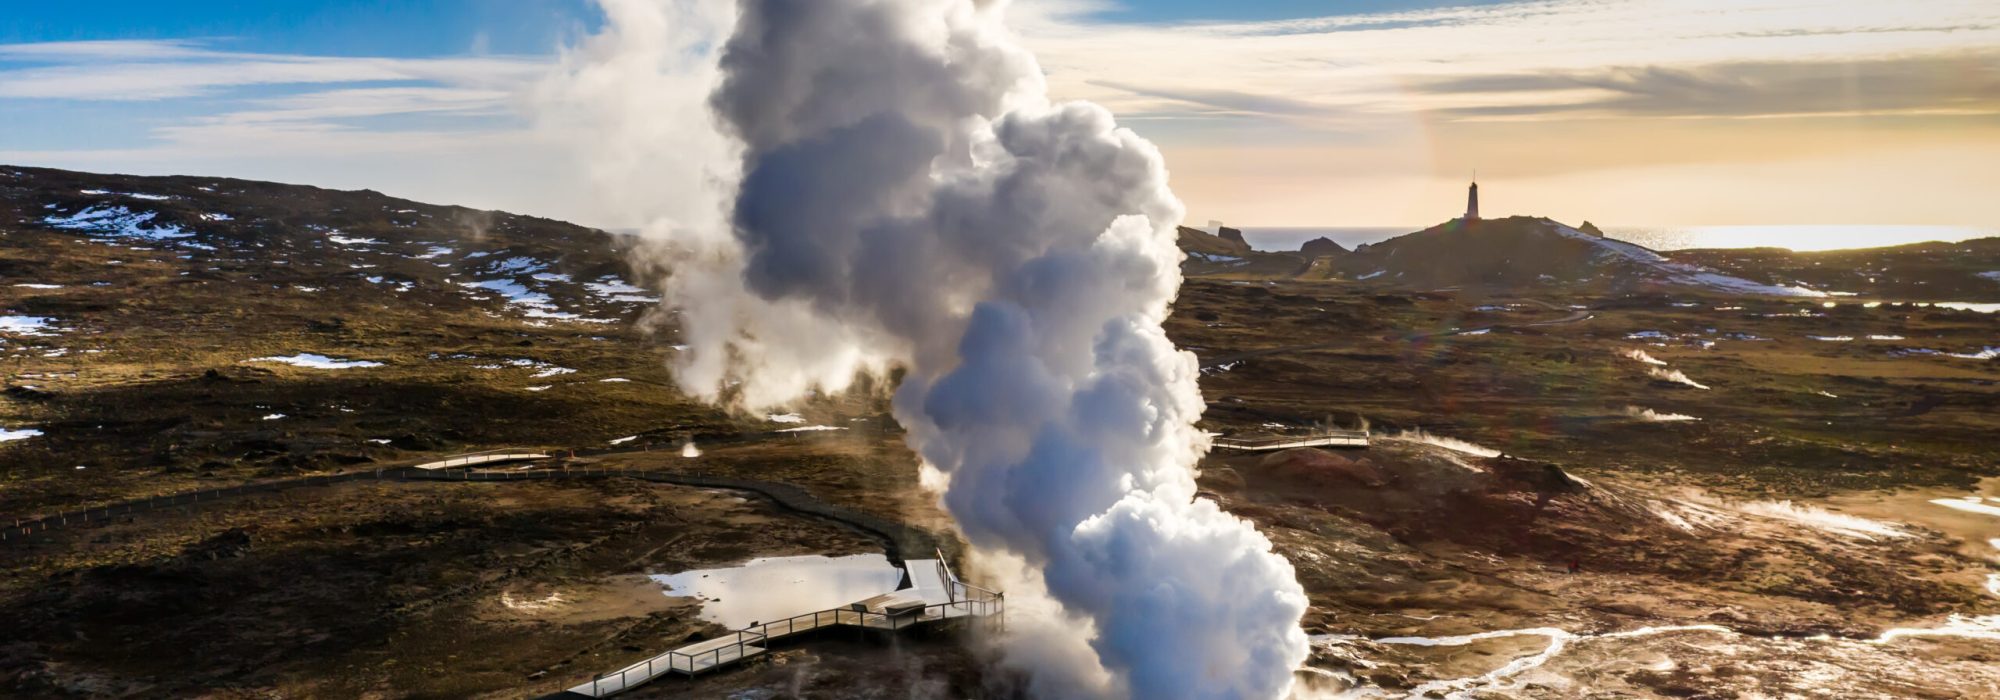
[1326,216,1827,297]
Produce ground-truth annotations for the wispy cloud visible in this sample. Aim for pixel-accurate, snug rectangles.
[0,39,540,100]
[1015,0,2000,126]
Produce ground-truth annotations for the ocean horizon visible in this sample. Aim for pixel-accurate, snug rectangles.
[1236,225,2000,254]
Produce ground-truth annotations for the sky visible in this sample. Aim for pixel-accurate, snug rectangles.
[1,0,1996,229]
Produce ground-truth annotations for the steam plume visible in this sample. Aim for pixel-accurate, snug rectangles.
[1619,348,1668,365]
[1647,366,1711,390]
[1623,405,1699,422]
[543,1,1308,697]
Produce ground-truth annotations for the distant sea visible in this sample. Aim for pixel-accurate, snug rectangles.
[1237,225,2000,254]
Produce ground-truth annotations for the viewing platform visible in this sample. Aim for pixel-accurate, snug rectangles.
[563,555,1002,697]
[1212,429,1370,452]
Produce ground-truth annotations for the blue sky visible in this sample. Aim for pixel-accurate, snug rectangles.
[2,0,1996,228]
[0,1,600,57]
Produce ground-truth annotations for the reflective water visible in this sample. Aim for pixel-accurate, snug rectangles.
[650,554,905,629]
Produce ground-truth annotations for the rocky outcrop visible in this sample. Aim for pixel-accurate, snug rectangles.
[1218,226,1249,247]
[1299,237,1348,258]
[1177,225,1253,257]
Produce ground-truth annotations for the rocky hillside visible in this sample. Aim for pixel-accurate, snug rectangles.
[0,165,769,511]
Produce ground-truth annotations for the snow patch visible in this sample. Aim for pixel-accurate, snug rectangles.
[43,205,193,242]
[249,353,383,369]
[0,427,43,443]
[0,316,57,336]
[766,413,806,424]
[327,233,380,246]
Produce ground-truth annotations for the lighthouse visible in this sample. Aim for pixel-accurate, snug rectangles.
[1465,180,1480,221]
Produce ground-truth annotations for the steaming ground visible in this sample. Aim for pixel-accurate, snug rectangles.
[5,167,2000,697]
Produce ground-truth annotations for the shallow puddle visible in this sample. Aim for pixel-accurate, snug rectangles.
[651,553,905,629]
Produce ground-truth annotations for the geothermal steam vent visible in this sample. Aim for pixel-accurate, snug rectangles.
[601,0,1312,697]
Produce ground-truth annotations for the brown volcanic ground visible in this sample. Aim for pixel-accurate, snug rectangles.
[3,167,1999,698]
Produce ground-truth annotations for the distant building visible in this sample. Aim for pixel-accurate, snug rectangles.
[1465,181,1480,221]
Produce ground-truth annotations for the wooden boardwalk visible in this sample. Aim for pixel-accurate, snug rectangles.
[412,450,551,470]
[566,558,1002,697]
[1212,430,1369,452]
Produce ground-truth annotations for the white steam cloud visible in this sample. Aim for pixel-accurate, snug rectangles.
[1623,405,1700,422]
[539,1,1308,698]
[1737,500,1910,541]
[1619,348,1668,366]
[1388,429,1503,458]
[1647,366,1711,390]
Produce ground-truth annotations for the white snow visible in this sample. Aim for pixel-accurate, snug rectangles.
[1547,221,1827,297]
[486,256,547,274]
[1945,346,2000,360]
[0,427,43,443]
[598,378,631,383]
[327,233,380,246]
[1979,271,2000,283]
[610,435,639,445]
[1808,335,1854,342]
[414,246,455,259]
[1201,361,1240,375]
[200,212,233,222]
[1460,328,1491,336]
[1358,270,1386,280]
[248,353,383,369]
[767,413,807,424]
[585,278,661,304]
[462,279,552,308]
[0,316,57,336]
[777,425,848,433]
[1867,335,1906,341]
[532,272,572,283]
[80,189,171,201]
[531,366,576,378]
[262,413,287,421]
[14,284,63,289]
[524,385,553,392]
[43,205,193,242]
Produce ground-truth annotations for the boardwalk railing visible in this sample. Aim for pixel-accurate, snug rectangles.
[411,449,551,470]
[1212,430,1369,452]
[571,578,1004,697]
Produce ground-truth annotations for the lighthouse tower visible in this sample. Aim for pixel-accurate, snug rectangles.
[1465,180,1480,221]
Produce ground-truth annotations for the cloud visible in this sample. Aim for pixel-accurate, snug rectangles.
[0,39,540,100]
[1013,0,2000,127]
[1421,53,2000,120]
